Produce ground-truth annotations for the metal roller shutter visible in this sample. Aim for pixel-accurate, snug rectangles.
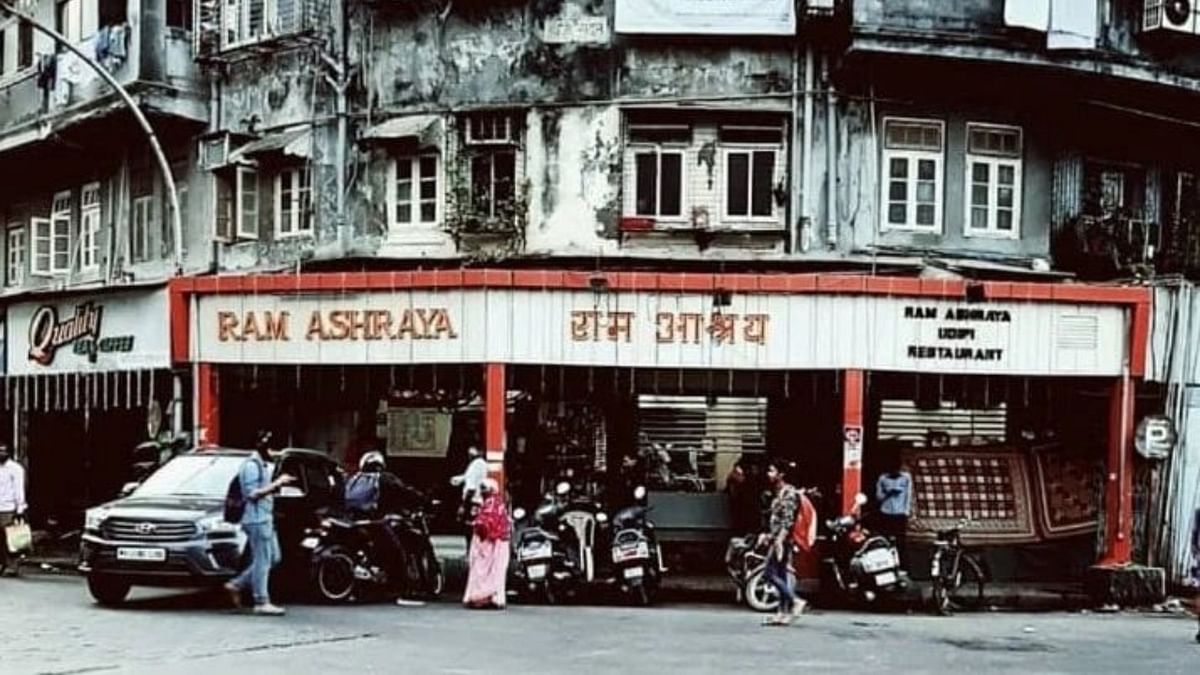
[878,399,1007,446]
[636,395,767,493]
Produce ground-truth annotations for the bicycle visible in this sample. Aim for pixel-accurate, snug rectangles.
[929,517,986,615]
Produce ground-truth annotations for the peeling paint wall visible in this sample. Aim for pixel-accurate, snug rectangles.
[853,0,1200,84]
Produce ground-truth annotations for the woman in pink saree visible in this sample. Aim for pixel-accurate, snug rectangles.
[464,478,511,609]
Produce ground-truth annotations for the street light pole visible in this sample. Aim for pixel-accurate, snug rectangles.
[0,2,184,275]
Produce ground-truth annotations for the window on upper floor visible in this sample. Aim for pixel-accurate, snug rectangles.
[881,117,944,233]
[628,121,688,221]
[32,192,71,276]
[131,195,154,263]
[130,156,156,263]
[720,123,785,222]
[622,110,787,233]
[80,182,101,272]
[0,20,34,80]
[389,154,440,230]
[219,0,307,50]
[274,164,312,238]
[215,166,259,241]
[167,0,193,31]
[57,0,97,44]
[6,224,25,287]
[463,112,520,223]
[964,123,1023,239]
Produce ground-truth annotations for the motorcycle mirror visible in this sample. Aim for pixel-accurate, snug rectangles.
[555,481,571,496]
[513,507,527,520]
[634,485,647,501]
[854,492,868,506]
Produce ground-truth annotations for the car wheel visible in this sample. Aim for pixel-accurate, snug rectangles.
[87,576,131,607]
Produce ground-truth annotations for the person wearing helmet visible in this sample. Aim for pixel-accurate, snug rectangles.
[344,449,427,604]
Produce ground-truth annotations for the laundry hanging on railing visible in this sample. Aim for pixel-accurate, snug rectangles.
[1003,0,1098,50]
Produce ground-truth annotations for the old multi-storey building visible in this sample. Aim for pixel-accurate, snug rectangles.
[5,0,1194,591]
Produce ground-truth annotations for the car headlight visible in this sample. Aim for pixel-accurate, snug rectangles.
[84,508,109,532]
[198,516,240,534]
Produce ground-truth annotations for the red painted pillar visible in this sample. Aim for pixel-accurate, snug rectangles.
[1099,372,1135,566]
[196,363,220,447]
[841,369,865,516]
[484,363,506,490]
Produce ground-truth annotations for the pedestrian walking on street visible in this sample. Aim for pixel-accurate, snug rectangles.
[451,446,487,549]
[463,478,511,609]
[760,460,805,626]
[224,431,295,616]
[0,444,28,577]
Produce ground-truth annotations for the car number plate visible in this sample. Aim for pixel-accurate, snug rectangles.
[117,547,166,562]
[301,537,319,549]
[623,566,644,580]
[874,571,897,586]
[527,564,548,580]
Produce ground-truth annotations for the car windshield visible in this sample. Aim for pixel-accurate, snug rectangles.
[133,455,249,498]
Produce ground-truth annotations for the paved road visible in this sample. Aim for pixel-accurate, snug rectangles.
[1,572,1196,674]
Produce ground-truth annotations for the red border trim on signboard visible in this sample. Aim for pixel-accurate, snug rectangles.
[169,270,1152,375]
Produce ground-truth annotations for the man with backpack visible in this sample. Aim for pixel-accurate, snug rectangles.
[224,431,294,616]
[759,459,807,626]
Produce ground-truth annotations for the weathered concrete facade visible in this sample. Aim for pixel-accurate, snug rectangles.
[0,0,208,294]
[839,0,1200,278]
[5,0,1200,289]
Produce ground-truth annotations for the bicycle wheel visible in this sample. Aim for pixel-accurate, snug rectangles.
[946,554,986,612]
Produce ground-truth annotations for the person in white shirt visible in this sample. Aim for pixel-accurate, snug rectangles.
[0,444,28,577]
[450,446,488,549]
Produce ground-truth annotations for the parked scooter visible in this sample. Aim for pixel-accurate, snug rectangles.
[512,482,572,603]
[820,494,907,604]
[606,485,666,605]
[303,500,443,603]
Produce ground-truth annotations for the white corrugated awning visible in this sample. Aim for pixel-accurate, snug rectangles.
[228,128,311,163]
[361,114,443,147]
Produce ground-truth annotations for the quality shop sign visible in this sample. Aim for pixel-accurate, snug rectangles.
[6,289,170,376]
[26,302,135,365]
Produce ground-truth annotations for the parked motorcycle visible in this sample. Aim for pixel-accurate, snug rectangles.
[303,501,443,603]
[606,485,666,605]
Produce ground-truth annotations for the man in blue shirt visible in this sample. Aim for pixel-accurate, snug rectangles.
[875,456,913,566]
[225,431,294,616]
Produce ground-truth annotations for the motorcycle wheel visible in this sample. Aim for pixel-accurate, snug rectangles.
[315,549,357,603]
[744,569,780,613]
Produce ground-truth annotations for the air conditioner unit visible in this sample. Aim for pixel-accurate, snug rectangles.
[1143,0,1198,34]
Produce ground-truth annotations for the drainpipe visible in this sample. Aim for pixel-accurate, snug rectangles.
[0,2,183,275]
[321,0,351,252]
[798,45,814,253]
[824,53,837,249]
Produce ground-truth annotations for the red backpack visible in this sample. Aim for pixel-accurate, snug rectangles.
[791,492,817,553]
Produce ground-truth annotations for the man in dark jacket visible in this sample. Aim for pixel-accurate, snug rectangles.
[346,451,428,605]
